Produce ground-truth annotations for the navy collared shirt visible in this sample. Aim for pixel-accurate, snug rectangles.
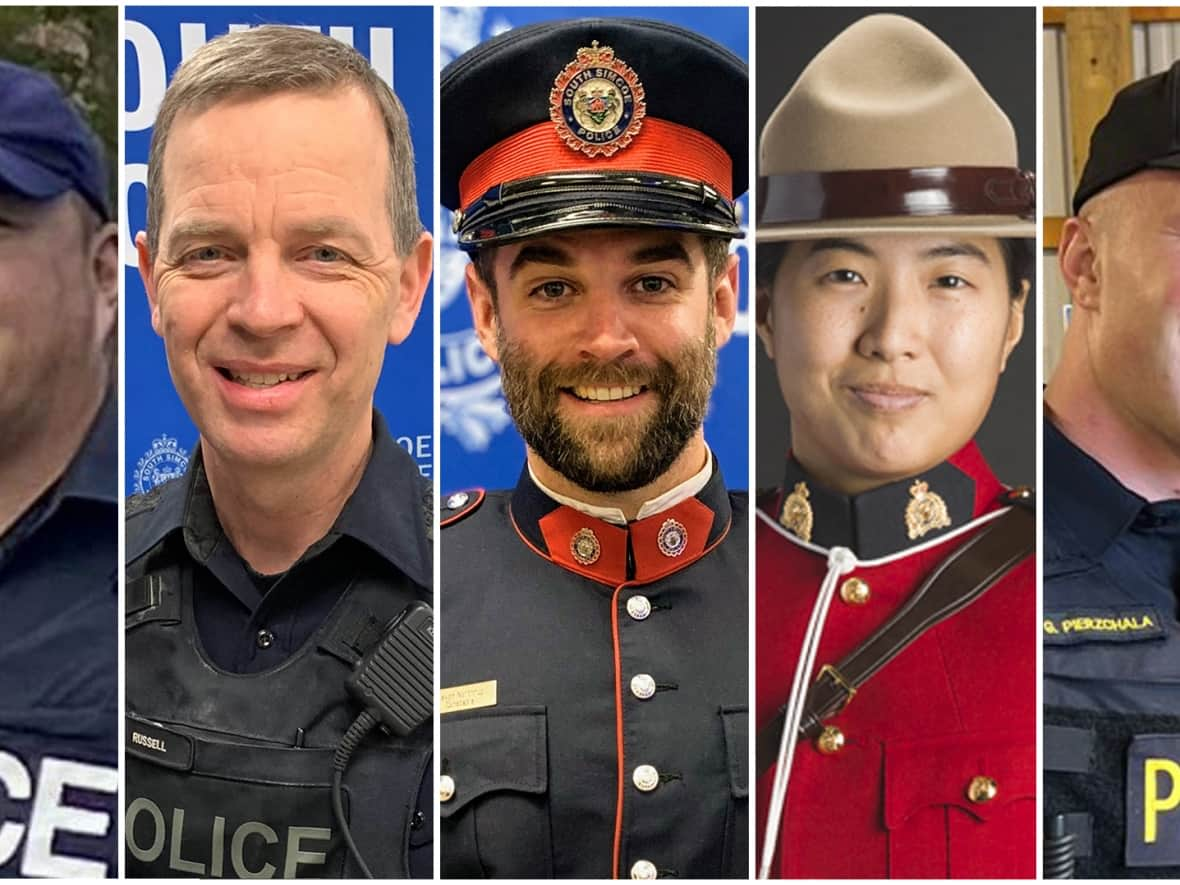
[1043,417,1180,715]
[0,393,117,878]
[126,410,432,673]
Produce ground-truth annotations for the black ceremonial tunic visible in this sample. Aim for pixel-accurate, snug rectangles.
[440,465,748,879]
[1043,418,1180,877]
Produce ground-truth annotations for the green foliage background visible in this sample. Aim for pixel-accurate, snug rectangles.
[0,6,117,205]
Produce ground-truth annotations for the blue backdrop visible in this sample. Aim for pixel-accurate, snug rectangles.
[124,6,435,493]
[438,6,750,495]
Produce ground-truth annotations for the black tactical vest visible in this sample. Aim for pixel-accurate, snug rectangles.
[1045,706,1180,878]
[124,559,431,879]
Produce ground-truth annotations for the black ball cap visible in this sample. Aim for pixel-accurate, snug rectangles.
[441,18,747,250]
[1073,59,1180,214]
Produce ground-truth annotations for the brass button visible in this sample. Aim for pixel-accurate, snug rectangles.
[627,595,652,620]
[840,577,870,605]
[439,774,455,802]
[630,859,658,879]
[630,673,656,700]
[967,775,998,804]
[816,725,845,755]
[632,764,660,792]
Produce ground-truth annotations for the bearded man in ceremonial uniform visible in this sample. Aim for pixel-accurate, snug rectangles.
[438,17,749,880]
[753,14,1036,878]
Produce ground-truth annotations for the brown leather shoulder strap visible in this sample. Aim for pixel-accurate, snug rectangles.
[756,498,1034,778]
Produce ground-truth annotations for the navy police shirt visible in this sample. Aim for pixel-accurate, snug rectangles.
[125,409,434,878]
[1043,417,1180,876]
[125,410,432,673]
[0,395,117,878]
[1043,418,1180,715]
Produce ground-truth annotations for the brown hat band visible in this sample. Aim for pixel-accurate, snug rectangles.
[758,166,1035,226]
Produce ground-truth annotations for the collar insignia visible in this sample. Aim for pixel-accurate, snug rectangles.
[905,480,952,540]
[570,527,601,565]
[656,518,688,558]
[550,40,646,157]
[780,481,813,542]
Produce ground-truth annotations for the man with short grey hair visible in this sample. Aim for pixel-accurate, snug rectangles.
[125,25,433,879]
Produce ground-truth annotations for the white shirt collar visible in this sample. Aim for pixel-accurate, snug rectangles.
[528,447,714,526]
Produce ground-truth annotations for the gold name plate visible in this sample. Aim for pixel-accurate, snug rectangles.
[440,679,497,714]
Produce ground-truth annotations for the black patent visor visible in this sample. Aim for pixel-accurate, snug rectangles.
[453,171,741,251]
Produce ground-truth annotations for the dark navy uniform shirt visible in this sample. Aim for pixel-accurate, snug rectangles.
[1043,417,1180,876]
[0,394,117,878]
[1043,418,1180,713]
[126,411,432,673]
[125,410,434,877]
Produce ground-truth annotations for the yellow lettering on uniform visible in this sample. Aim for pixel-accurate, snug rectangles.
[1043,620,1059,635]
[1145,759,1180,843]
[1059,615,1153,635]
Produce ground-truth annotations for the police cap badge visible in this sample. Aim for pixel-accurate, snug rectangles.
[441,18,747,250]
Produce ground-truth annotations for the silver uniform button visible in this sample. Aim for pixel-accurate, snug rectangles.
[630,673,656,700]
[632,764,660,792]
[439,774,455,802]
[255,629,274,650]
[630,859,658,879]
[626,595,652,620]
[445,492,469,510]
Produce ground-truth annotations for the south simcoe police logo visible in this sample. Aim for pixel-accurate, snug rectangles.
[134,435,190,494]
[550,41,646,158]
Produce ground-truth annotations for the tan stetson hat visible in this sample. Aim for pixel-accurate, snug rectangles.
[757,13,1035,241]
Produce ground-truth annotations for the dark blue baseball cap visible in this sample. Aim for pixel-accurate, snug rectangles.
[0,60,110,221]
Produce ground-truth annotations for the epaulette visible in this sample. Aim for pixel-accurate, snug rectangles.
[1002,484,1036,511]
[441,489,485,528]
[125,485,164,520]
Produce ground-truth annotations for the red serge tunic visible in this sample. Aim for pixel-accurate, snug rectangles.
[755,442,1036,878]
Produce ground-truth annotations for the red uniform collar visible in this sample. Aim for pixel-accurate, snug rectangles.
[509,463,733,586]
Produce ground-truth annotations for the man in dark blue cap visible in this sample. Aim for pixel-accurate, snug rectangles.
[438,18,748,879]
[1043,59,1180,878]
[0,60,118,877]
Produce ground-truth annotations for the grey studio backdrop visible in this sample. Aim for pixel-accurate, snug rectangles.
[754,6,1037,490]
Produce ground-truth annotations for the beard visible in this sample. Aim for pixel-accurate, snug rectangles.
[497,325,717,494]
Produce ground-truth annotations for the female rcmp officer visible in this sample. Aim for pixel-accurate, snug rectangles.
[752,14,1037,878]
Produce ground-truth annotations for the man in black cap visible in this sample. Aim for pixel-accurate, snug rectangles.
[0,60,118,876]
[438,18,748,880]
[1043,59,1180,878]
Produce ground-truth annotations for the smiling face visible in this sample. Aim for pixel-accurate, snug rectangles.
[759,234,1026,493]
[137,86,430,471]
[467,229,738,493]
